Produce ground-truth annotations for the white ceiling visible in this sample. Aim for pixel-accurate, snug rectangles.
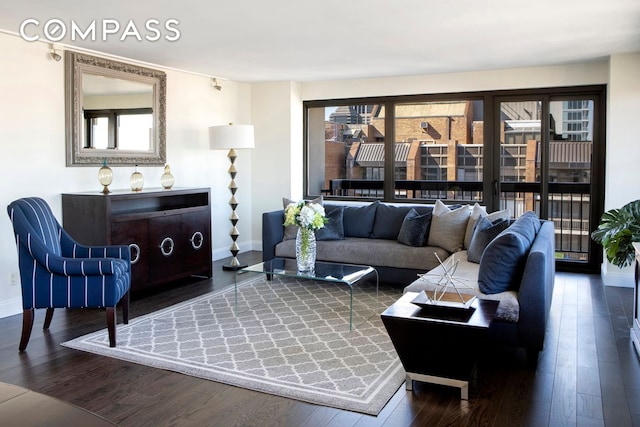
[1,0,639,82]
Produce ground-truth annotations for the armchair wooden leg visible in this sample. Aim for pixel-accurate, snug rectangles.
[43,308,55,329]
[106,307,116,348]
[121,291,130,325]
[19,309,35,352]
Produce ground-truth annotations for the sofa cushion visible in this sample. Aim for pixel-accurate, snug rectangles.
[275,237,449,272]
[403,251,520,322]
[477,211,540,294]
[467,216,510,263]
[282,196,322,240]
[397,208,432,247]
[427,200,470,253]
[316,206,345,241]
[342,201,378,238]
[372,204,413,240]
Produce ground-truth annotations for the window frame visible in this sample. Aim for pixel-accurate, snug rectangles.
[303,84,606,273]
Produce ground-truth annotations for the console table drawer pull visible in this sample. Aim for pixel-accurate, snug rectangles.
[129,243,140,264]
[190,231,204,250]
[160,237,174,256]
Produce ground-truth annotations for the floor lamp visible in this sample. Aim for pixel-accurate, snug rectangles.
[209,124,255,270]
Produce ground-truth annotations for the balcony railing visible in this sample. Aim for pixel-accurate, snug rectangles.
[327,179,592,263]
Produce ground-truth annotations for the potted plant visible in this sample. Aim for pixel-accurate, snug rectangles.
[591,200,640,268]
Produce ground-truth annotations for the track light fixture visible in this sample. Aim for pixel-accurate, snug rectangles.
[212,78,222,91]
[49,44,61,62]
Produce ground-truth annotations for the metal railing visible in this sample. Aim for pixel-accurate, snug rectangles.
[327,179,592,263]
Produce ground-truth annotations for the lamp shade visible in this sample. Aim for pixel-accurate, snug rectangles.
[209,124,255,150]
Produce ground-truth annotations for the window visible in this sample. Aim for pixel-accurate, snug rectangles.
[304,85,605,272]
[83,108,153,150]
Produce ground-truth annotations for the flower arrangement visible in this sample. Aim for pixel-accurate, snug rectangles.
[284,201,327,231]
[284,201,327,272]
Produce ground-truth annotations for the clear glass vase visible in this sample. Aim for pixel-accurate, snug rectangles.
[296,228,316,273]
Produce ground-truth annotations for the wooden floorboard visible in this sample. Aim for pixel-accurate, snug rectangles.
[0,251,638,426]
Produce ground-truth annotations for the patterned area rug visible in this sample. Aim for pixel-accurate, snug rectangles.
[62,274,405,415]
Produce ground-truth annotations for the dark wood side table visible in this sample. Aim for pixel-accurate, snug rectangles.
[0,382,116,426]
[381,292,499,399]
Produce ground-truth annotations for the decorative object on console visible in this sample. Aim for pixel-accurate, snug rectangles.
[97,159,113,194]
[284,200,327,273]
[130,165,144,192]
[209,123,255,270]
[160,164,175,189]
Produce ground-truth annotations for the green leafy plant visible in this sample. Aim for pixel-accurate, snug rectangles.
[591,200,640,268]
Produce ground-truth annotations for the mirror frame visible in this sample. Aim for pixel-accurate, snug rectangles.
[65,51,167,166]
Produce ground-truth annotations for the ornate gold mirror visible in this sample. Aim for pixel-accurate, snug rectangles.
[65,51,166,166]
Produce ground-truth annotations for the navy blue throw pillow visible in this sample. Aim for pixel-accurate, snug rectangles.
[467,217,509,263]
[397,208,432,247]
[342,201,378,238]
[371,204,414,240]
[316,206,345,241]
[477,211,540,294]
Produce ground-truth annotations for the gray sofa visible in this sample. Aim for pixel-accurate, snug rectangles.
[262,201,555,360]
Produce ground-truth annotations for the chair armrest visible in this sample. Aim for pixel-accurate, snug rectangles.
[60,229,131,263]
[19,236,126,276]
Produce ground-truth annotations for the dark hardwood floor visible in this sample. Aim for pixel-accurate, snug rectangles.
[0,251,638,426]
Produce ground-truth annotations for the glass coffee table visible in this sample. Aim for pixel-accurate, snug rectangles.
[235,258,378,331]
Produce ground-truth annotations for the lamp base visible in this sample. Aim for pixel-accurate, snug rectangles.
[222,263,248,271]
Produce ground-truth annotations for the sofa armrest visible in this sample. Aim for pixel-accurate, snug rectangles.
[516,220,556,351]
[262,210,285,262]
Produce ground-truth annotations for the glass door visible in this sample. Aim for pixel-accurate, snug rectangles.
[497,97,597,268]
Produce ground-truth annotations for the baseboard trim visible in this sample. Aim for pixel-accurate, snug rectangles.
[600,262,634,288]
[0,297,22,319]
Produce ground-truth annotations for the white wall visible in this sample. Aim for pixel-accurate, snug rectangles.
[0,33,252,317]
[301,61,609,100]
[249,81,303,248]
[602,52,640,287]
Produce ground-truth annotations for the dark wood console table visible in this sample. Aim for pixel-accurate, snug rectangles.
[381,292,498,399]
[62,187,212,292]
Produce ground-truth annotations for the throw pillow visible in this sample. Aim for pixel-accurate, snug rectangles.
[467,216,510,263]
[464,206,510,249]
[316,206,345,241]
[397,208,432,247]
[282,196,322,241]
[371,204,413,240]
[427,200,471,253]
[477,211,540,294]
[342,201,379,238]
[463,203,487,249]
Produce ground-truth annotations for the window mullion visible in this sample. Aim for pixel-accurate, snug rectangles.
[383,101,395,201]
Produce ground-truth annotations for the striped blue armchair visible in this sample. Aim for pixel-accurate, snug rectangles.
[7,197,131,351]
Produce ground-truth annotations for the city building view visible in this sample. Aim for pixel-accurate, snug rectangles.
[309,99,594,263]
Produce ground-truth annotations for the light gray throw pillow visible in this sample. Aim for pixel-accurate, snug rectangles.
[427,200,470,253]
